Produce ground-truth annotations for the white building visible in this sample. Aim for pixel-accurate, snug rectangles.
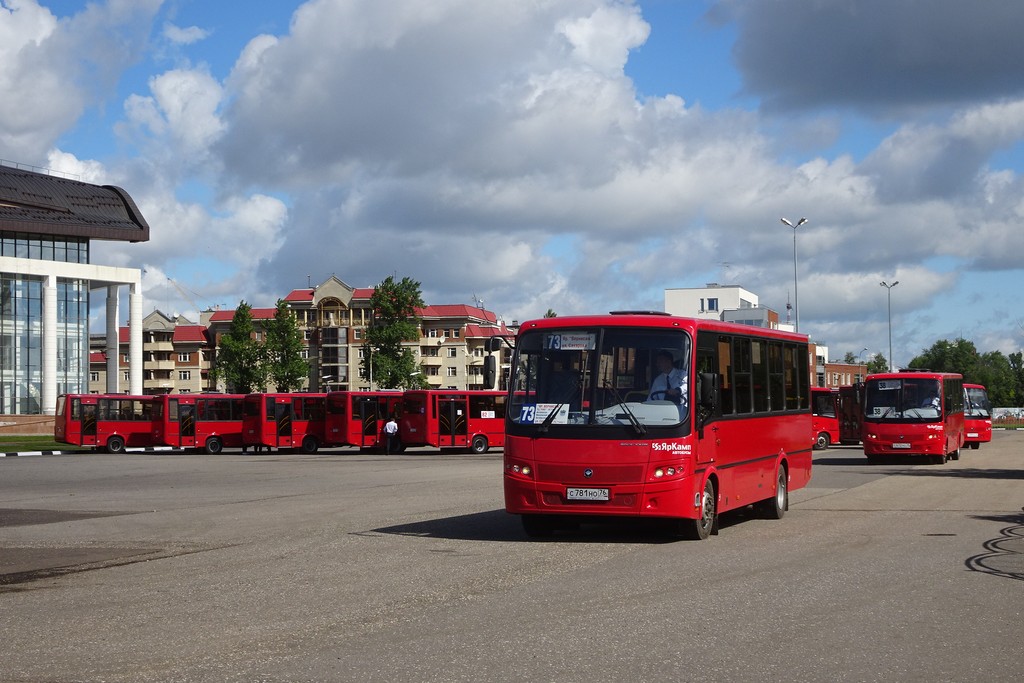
[1,164,149,416]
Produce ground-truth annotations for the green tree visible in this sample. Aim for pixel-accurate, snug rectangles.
[364,276,427,389]
[216,301,268,393]
[1009,352,1024,407]
[544,309,557,318]
[907,338,979,374]
[266,299,309,392]
[866,353,888,374]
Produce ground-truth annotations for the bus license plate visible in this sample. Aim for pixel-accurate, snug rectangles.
[566,487,609,501]
[891,443,911,449]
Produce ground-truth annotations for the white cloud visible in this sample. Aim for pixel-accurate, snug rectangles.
[0,0,161,162]
[163,22,209,45]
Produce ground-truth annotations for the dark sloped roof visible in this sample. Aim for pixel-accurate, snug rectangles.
[0,164,150,242]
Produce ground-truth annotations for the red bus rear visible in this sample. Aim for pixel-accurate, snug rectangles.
[837,383,864,445]
[811,387,839,450]
[497,312,813,540]
[324,390,404,450]
[862,371,965,464]
[399,390,506,453]
[242,393,327,453]
[54,393,158,453]
[963,383,992,449]
[151,394,245,454]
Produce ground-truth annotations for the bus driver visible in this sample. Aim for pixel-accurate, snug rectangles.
[648,349,687,417]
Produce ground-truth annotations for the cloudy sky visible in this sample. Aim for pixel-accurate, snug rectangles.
[3,0,1023,367]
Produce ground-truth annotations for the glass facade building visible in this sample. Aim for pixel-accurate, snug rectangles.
[0,234,91,413]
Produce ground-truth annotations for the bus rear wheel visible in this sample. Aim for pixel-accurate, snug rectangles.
[759,467,788,520]
[106,436,125,454]
[470,435,489,454]
[300,436,319,454]
[204,437,223,455]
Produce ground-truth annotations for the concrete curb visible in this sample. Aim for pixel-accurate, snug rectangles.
[1,447,175,458]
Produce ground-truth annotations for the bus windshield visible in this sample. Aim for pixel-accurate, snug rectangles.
[508,327,691,430]
[965,386,991,418]
[865,377,942,421]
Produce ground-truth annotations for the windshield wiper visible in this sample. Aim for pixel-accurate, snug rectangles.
[538,376,581,433]
[603,382,646,434]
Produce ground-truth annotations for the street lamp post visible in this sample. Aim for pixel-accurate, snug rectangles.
[880,280,899,371]
[780,217,808,332]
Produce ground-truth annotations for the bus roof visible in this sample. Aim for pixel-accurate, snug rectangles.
[515,312,808,343]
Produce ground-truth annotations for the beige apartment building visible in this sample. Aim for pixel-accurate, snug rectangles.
[91,275,514,394]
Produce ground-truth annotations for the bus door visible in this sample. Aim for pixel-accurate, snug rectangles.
[694,340,720,467]
[177,400,197,448]
[276,398,294,447]
[80,400,98,447]
[437,396,468,447]
[357,397,380,447]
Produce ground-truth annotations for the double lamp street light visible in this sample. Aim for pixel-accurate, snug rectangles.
[780,217,807,333]
[880,280,899,372]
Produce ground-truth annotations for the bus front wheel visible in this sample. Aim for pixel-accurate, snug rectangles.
[815,432,830,450]
[470,435,489,454]
[300,436,319,454]
[204,437,223,455]
[106,436,125,454]
[678,479,717,541]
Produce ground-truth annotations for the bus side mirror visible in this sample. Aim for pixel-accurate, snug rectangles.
[483,355,496,390]
[485,337,504,353]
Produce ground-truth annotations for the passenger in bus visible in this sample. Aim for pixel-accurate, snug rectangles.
[648,350,687,417]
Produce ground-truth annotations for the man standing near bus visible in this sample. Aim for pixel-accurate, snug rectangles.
[384,415,399,455]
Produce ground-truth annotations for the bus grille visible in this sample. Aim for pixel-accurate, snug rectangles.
[536,464,644,484]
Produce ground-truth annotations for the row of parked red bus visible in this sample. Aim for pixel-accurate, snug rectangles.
[811,374,992,464]
[54,389,506,455]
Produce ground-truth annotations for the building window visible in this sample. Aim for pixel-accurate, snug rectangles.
[446,367,458,377]
[428,329,439,338]
[90,372,99,382]
[426,367,440,376]
[447,347,458,358]
[178,353,190,362]
[353,328,363,340]
[179,370,191,381]
[707,298,719,312]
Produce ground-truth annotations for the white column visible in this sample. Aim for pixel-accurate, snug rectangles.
[129,283,143,395]
[42,274,58,415]
[106,286,119,393]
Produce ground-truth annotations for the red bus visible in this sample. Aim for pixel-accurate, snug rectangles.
[811,387,839,450]
[242,393,327,453]
[862,371,965,464]
[324,390,404,450]
[54,393,158,453]
[963,383,992,449]
[837,383,864,445]
[493,312,813,540]
[151,394,246,454]
[398,390,506,454]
